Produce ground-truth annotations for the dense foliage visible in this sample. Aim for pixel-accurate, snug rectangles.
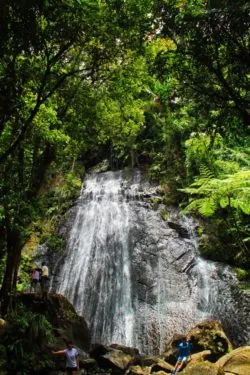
[0,0,249,320]
[0,304,54,375]
[0,0,156,314]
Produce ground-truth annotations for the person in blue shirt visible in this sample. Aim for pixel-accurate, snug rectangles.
[172,337,192,374]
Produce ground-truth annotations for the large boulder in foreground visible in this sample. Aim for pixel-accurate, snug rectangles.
[187,320,232,362]
[163,320,232,365]
[216,346,250,375]
[90,343,140,372]
[126,365,151,375]
[17,292,91,351]
[182,360,225,375]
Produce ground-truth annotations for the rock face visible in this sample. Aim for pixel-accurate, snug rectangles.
[216,346,250,375]
[17,293,91,351]
[219,286,250,347]
[47,169,250,354]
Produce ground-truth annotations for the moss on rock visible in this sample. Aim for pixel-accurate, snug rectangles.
[17,292,91,352]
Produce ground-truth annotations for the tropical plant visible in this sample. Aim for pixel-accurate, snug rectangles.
[181,169,250,216]
[0,304,54,375]
[181,168,250,267]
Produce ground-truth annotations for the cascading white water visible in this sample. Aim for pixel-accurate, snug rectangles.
[51,169,249,354]
[179,215,219,319]
[56,171,134,346]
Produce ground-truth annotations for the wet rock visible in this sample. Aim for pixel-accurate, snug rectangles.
[216,346,250,375]
[167,221,190,238]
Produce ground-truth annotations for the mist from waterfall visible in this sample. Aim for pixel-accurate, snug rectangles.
[52,169,242,354]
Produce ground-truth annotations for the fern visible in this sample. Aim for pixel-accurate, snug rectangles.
[199,164,214,180]
[181,170,250,217]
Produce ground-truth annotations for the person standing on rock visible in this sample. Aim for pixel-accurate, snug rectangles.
[52,341,79,374]
[30,268,40,292]
[172,336,192,374]
[41,262,49,297]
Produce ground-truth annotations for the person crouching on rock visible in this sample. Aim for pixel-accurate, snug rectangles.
[52,341,79,375]
[172,336,192,374]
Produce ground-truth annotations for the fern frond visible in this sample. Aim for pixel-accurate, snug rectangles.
[181,170,250,217]
[182,197,216,216]
[199,164,214,180]
[198,197,216,216]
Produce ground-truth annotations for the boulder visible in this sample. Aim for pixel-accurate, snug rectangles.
[89,343,112,368]
[216,346,250,375]
[191,350,212,362]
[110,343,140,357]
[90,343,134,372]
[141,356,159,367]
[90,343,110,357]
[102,350,134,371]
[79,357,98,371]
[181,360,225,375]
[151,358,174,373]
[16,293,91,352]
[126,365,151,375]
[163,321,231,365]
[186,320,232,362]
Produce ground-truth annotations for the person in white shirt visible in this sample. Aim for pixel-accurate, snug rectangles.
[52,341,79,374]
[41,262,49,296]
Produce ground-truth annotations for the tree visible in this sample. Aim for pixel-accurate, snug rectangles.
[154,0,250,135]
[0,0,157,314]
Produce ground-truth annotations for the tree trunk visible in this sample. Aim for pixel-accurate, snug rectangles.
[31,142,55,192]
[0,210,22,316]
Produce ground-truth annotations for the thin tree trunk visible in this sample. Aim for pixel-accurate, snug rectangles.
[0,207,22,316]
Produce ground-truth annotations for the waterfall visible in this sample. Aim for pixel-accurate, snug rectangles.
[51,169,249,354]
[56,171,134,346]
